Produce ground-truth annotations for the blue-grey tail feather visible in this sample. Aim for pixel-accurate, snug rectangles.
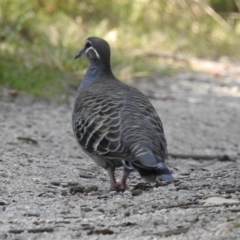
[130,162,174,182]
[155,162,174,181]
[122,156,174,182]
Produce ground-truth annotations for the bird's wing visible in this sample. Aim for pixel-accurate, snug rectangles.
[127,87,167,148]
[72,90,167,167]
[72,91,130,160]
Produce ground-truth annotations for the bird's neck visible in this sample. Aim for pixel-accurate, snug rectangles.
[79,62,114,90]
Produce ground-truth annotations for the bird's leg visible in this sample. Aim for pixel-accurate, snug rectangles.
[106,167,118,191]
[119,169,131,191]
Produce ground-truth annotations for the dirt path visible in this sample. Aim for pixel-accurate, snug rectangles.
[0,71,240,239]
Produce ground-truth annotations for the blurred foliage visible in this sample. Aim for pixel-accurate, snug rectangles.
[0,0,240,97]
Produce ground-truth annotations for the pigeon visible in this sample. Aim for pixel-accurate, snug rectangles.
[72,37,173,191]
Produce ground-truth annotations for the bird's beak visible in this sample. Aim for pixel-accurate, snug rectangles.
[74,48,85,59]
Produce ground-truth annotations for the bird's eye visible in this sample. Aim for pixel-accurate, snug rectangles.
[85,41,91,48]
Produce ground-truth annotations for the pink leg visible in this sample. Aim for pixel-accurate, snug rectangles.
[119,170,130,191]
[106,168,118,191]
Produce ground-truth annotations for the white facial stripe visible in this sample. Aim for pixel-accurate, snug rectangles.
[85,46,100,59]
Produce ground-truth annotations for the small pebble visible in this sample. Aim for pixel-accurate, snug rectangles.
[124,211,130,217]
[23,212,40,217]
[131,189,143,196]
[223,194,232,199]
[84,185,98,193]
[60,210,70,215]
[108,191,117,197]
[81,207,93,212]
[61,190,68,196]
[60,183,68,187]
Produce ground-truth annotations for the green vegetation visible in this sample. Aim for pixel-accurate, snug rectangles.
[233,221,240,228]
[0,0,240,97]
[226,216,240,228]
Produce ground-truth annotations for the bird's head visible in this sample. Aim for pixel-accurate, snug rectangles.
[75,37,111,66]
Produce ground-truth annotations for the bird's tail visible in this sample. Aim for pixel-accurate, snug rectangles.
[155,163,174,181]
[137,162,174,182]
[123,144,174,182]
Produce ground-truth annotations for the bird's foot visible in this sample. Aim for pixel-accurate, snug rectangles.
[108,181,129,192]
[117,181,129,192]
[117,170,130,192]
[108,183,127,192]
[109,182,119,192]
[107,168,130,192]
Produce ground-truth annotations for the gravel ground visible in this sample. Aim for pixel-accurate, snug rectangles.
[0,71,240,240]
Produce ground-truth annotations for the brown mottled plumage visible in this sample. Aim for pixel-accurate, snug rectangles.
[72,37,173,191]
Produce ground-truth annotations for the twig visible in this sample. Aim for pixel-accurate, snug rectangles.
[204,6,232,31]
[168,153,235,161]
[79,174,95,179]
[141,196,240,210]
[76,167,99,173]
[158,201,199,210]
[155,227,190,237]
[87,228,114,235]
[17,137,38,144]
[217,188,240,194]
[9,227,53,234]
